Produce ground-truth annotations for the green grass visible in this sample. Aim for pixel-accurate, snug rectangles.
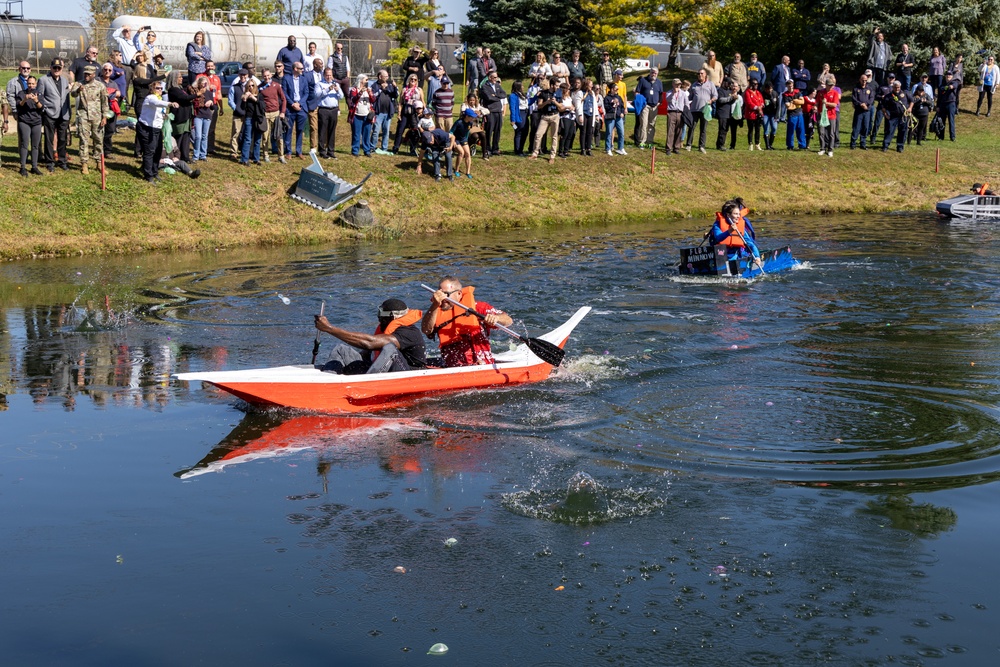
[0,69,997,260]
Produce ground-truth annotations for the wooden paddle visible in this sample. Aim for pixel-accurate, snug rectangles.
[420,284,566,366]
[311,301,325,365]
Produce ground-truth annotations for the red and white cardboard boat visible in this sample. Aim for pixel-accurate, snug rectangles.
[175,307,591,413]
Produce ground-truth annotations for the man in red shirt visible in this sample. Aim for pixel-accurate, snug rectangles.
[421,277,513,367]
[258,67,287,163]
[817,76,840,156]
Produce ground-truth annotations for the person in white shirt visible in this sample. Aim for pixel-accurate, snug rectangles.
[137,81,178,182]
[315,68,343,158]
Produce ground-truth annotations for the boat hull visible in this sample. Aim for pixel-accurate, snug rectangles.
[679,245,798,278]
[175,307,591,413]
[936,193,1000,220]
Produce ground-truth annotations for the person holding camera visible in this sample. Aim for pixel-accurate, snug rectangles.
[15,75,44,176]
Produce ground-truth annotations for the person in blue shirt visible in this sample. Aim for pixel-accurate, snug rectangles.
[710,199,760,261]
[791,60,811,93]
[634,68,662,148]
[277,35,305,70]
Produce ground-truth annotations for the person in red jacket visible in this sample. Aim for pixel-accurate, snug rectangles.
[743,78,764,150]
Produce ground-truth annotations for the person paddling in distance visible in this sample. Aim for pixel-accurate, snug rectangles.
[710,199,762,264]
[314,298,426,374]
[422,277,513,367]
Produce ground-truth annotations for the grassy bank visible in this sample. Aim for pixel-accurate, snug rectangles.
[0,72,996,260]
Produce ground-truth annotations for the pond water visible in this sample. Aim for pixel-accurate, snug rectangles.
[3,214,1000,665]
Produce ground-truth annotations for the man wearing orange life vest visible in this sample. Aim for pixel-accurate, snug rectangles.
[422,277,514,367]
[710,199,762,261]
[314,298,426,374]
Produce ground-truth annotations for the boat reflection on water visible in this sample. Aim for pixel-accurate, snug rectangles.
[175,411,514,481]
[175,413,436,479]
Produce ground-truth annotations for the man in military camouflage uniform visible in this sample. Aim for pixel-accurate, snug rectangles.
[70,65,108,175]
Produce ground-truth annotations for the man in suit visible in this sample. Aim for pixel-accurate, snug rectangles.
[282,61,312,158]
[770,55,791,122]
[479,71,505,157]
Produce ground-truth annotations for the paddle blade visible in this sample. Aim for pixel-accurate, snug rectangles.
[526,337,566,366]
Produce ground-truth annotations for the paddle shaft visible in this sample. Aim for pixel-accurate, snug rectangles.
[420,284,524,341]
[420,284,566,366]
[311,301,325,365]
[730,224,766,275]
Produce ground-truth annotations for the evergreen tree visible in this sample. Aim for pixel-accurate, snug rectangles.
[460,0,590,75]
[806,0,1000,75]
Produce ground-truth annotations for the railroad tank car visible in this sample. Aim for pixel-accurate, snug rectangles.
[108,13,333,72]
[0,13,89,69]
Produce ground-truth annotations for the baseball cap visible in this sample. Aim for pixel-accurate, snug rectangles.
[463,108,477,118]
[613,68,623,75]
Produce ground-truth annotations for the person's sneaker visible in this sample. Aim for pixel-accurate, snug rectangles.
[749,145,755,151]
[263,155,271,163]
[548,156,555,164]
[30,167,42,175]
[47,164,55,173]
[699,147,707,153]
[146,176,157,184]
[189,168,201,179]
[756,144,763,151]
[685,145,692,151]
[449,175,455,182]
[827,151,834,157]
[19,168,27,177]
[279,155,287,164]
[466,173,473,179]
[615,148,627,155]
[817,150,825,155]
[607,150,613,156]
[435,175,442,182]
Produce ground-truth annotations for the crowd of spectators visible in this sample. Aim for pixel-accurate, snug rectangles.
[1,25,996,182]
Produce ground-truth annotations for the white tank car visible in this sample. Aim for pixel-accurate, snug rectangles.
[107,14,333,71]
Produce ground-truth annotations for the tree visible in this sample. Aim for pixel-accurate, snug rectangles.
[341,0,376,27]
[805,0,1000,75]
[633,0,718,64]
[167,0,284,25]
[374,0,438,66]
[581,0,655,65]
[700,0,808,72]
[88,0,173,30]
[460,0,591,75]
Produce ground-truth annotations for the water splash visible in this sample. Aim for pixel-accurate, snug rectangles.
[501,471,667,524]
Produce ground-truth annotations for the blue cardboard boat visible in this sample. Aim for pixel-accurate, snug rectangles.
[678,244,798,278]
